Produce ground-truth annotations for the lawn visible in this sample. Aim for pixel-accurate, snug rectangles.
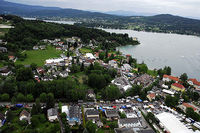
[0,28,9,37]
[79,48,93,54]
[15,46,63,66]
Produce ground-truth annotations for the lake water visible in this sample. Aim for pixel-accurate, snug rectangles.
[104,29,200,80]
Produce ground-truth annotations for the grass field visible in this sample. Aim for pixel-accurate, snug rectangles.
[0,28,9,37]
[15,46,63,66]
[79,48,93,54]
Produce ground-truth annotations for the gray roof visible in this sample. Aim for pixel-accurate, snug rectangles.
[47,108,58,117]
[137,129,155,133]
[105,109,119,118]
[86,109,99,116]
[69,106,80,119]
[114,128,134,133]
[119,118,140,124]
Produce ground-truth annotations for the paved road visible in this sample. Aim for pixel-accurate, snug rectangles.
[75,44,82,57]
[58,115,65,133]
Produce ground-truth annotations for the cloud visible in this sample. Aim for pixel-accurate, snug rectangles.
[6,0,200,18]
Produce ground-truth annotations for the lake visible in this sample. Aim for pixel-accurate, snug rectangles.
[104,29,200,80]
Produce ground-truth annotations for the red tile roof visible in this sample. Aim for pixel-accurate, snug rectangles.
[182,103,197,111]
[172,83,185,89]
[148,93,156,99]
[188,78,200,86]
[163,74,179,82]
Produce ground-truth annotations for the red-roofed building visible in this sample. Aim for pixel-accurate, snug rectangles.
[179,103,199,113]
[187,78,200,90]
[163,74,179,83]
[171,83,185,92]
[147,93,156,101]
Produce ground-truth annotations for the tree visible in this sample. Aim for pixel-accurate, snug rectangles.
[102,85,121,101]
[39,92,47,103]
[26,94,34,102]
[138,63,148,74]
[16,93,26,102]
[99,52,105,60]
[30,63,37,70]
[88,73,106,90]
[86,121,97,133]
[80,62,85,71]
[1,93,10,101]
[46,93,55,109]
[120,112,126,118]
[180,73,188,82]
[186,107,200,121]
[16,67,33,81]
[164,95,178,108]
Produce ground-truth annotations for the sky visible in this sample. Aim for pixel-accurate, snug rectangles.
[6,0,200,18]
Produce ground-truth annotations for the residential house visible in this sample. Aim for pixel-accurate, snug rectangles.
[0,66,11,76]
[187,78,200,90]
[162,74,179,83]
[121,64,132,72]
[8,55,16,62]
[87,89,95,99]
[114,128,134,133]
[85,109,99,122]
[67,106,81,125]
[97,121,103,128]
[56,46,62,50]
[137,129,155,133]
[147,93,156,101]
[0,113,5,127]
[0,47,7,53]
[19,110,31,124]
[62,105,69,115]
[37,67,45,75]
[120,108,138,118]
[179,103,199,113]
[85,53,96,60]
[118,118,142,128]
[112,77,132,92]
[171,83,185,92]
[59,71,68,78]
[39,45,46,50]
[105,109,119,120]
[33,46,39,50]
[133,74,154,87]
[47,108,58,122]
[109,60,118,69]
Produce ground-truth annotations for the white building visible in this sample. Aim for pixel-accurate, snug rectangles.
[85,53,96,60]
[47,108,58,122]
[118,118,142,128]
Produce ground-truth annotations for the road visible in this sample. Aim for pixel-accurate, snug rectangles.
[58,115,65,133]
[75,44,82,57]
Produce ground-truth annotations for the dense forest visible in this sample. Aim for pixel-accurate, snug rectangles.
[2,15,139,51]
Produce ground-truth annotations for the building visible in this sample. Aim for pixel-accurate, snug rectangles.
[171,83,185,92]
[147,93,156,101]
[121,64,132,72]
[85,109,99,122]
[0,66,11,76]
[109,60,118,69]
[179,102,199,113]
[62,105,69,115]
[121,108,138,118]
[105,109,119,120]
[47,108,58,122]
[156,112,193,133]
[67,106,81,125]
[114,128,134,133]
[112,77,132,92]
[188,78,200,90]
[163,74,179,83]
[0,113,5,127]
[85,53,95,60]
[19,110,30,124]
[87,89,95,99]
[33,46,39,50]
[133,74,154,87]
[0,47,7,53]
[118,118,142,128]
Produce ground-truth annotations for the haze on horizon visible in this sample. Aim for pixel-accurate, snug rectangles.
[6,0,200,19]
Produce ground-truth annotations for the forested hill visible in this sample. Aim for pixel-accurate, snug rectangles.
[2,15,138,51]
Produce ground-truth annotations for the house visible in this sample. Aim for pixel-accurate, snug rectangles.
[85,53,96,60]
[120,108,138,118]
[62,105,69,115]
[0,47,7,53]
[8,55,16,61]
[0,113,5,127]
[59,71,68,78]
[162,74,179,83]
[47,108,58,122]
[137,129,155,133]
[56,47,62,50]
[112,77,132,92]
[114,128,134,133]
[105,109,119,120]
[187,78,200,90]
[39,45,46,50]
[179,103,199,113]
[171,83,185,92]
[121,64,132,72]
[97,121,103,128]
[147,93,156,101]
[118,118,142,128]
[0,66,11,76]
[33,46,39,50]
[109,60,118,69]
[67,106,81,125]
[133,74,154,87]
[85,109,99,122]
[36,67,45,75]
[87,89,95,99]
[19,110,30,124]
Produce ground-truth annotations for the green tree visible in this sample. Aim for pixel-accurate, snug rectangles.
[39,92,47,103]
[164,95,178,108]
[86,121,97,133]
[102,85,121,101]
[46,93,55,109]
[16,93,26,102]
[180,73,188,82]
[1,93,10,101]
[26,94,34,102]
[99,52,105,60]
[16,67,33,81]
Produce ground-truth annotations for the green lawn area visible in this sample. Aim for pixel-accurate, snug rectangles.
[79,48,93,54]
[15,46,63,66]
[147,69,158,77]
[0,28,9,37]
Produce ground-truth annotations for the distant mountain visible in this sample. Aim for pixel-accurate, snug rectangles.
[105,10,156,16]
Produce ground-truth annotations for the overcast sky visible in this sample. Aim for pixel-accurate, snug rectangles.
[6,0,200,18]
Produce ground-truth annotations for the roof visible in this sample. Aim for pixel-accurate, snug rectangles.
[147,93,156,99]
[119,118,140,124]
[0,113,5,121]
[114,128,134,133]
[188,78,200,86]
[86,109,99,116]
[182,103,197,111]
[105,109,119,118]
[47,108,58,117]
[162,89,175,95]
[20,110,30,117]
[156,112,193,133]
[172,83,185,89]
[163,74,179,82]
[137,129,155,133]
